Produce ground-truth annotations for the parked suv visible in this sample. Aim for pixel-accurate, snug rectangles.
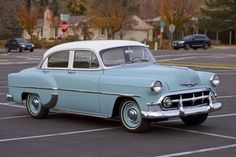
[172,34,211,50]
[5,38,34,52]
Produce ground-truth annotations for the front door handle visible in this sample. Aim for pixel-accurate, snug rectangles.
[68,70,75,74]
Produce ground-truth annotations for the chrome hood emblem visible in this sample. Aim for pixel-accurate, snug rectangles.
[181,82,198,87]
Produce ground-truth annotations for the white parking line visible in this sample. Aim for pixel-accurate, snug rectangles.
[219,73,236,75]
[158,57,198,62]
[0,127,118,143]
[0,103,25,109]
[156,54,199,58]
[155,143,236,157]
[157,125,236,140]
[218,95,236,99]
[160,113,236,123]
[209,113,236,118]
[0,115,29,120]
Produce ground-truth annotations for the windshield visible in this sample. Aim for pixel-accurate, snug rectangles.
[100,46,156,67]
[183,35,193,41]
[16,38,29,44]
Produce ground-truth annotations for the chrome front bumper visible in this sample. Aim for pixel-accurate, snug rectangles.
[142,102,222,119]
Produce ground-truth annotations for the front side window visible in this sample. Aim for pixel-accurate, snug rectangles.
[100,46,156,67]
[48,51,69,68]
[73,50,99,69]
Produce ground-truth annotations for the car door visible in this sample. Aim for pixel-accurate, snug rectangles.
[192,36,202,47]
[65,50,102,115]
[41,50,71,109]
[12,39,18,50]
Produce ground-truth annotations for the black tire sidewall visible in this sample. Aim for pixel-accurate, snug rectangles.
[26,94,49,119]
[119,99,149,133]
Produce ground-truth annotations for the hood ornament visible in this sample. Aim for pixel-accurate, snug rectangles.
[181,82,198,87]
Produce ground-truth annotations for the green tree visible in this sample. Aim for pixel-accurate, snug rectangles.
[66,0,87,15]
[200,0,236,42]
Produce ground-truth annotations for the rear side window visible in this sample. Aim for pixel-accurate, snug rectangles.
[73,50,99,69]
[48,51,69,68]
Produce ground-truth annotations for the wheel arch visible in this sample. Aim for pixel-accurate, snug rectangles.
[22,92,30,102]
[112,96,137,118]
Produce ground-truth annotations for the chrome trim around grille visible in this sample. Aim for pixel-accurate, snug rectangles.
[154,88,211,105]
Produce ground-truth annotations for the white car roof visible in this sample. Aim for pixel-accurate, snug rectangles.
[43,40,146,58]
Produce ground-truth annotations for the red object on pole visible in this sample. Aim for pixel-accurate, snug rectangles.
[61,21,68,33]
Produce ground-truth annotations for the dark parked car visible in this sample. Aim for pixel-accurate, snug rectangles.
[5,38,34,52]
[172,34,211,50]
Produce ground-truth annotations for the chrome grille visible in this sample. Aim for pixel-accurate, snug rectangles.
[161,91,210,109]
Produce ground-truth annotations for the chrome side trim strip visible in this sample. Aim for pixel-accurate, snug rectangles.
[51,108,109,118]
[99,91,140,98]
[10,85,58,91]
[10,85,140,98]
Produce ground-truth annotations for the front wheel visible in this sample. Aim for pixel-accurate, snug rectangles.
[119,99,149,133]
[17,47,22,52]
[26,93,49,119]
[203,43,209,49]
[180,113,208,125]
[6,47,11,52]
[184,43,191,50]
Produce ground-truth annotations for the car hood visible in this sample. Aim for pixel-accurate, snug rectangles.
[105,64,205,92]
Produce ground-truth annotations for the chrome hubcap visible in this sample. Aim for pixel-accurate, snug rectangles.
[128,109,138,121]
[32,98,40,109]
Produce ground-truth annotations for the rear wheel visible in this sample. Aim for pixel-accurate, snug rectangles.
[180,113,208,125]
[119,99,149,133]
[17,47,22,52]
[184,43,191,50]
[193,47,198,50]
[26,93,49,119]
[174,47,179,50]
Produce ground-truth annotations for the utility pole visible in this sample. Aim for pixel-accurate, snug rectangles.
[160,0,164,49]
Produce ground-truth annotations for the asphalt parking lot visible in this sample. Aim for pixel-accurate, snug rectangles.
[0,48,236,157]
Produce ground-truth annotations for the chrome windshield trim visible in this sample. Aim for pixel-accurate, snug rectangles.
[10,85,140,98]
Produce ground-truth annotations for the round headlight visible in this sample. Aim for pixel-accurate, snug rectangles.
[211,75,220,86]
[151,81,162,93]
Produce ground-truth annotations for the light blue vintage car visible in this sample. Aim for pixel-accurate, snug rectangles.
[7,40,222,132]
